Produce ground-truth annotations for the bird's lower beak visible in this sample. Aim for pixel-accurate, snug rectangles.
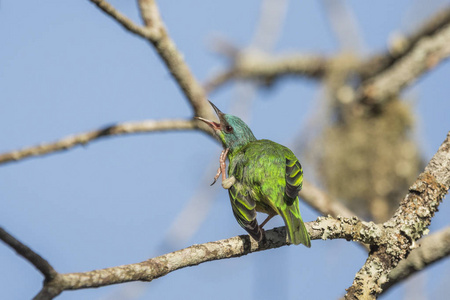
[195,117,221,131]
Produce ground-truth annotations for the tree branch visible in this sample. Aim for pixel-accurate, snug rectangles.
[204,53,328,93]
[344,131,450,299]
[359,7,450,79]
[383,226,450,293]
[18,131,450,298]
[300,181,355,218]
[0,119,197,166]
[4,4,448,299]
[88,0,156,39]
[358,23,450,104]
[136,0,210,118]
[32,216,379,297]
[0,227,57,281]
[89,0,212,118]
[33,287,61,300]
[204,8,450,98]
[320,0,365,52]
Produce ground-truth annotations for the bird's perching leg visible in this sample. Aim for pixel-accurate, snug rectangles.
[259,213,276,229]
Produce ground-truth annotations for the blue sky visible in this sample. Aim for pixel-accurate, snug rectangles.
[1,1,449,299]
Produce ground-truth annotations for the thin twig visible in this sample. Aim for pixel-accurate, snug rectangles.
[300,181,355,218]
[204,70,236,94]
[88,0,155,39]
[0,227,57,281]
[0,119,197,166]
[33,286,62,300]
[161,158,221,249]
[204,54,328,93]
[321,0,365,52]
[137,0,164,32]
[135,0,211,118]
[89,0,212,118]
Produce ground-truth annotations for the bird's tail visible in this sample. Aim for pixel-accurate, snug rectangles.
[279,203,311,247]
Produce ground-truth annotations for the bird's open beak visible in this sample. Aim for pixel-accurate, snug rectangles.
[195,116,221,130]
[195,101,225,131]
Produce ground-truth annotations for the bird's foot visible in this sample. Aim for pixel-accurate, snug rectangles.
[211,148,230,186]
[210,166,221,186]
[259,213,276,229]
[221,176,236,189]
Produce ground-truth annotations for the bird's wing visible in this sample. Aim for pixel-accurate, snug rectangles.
[228,184,263,241]
[284,154,303,206]
[281,149,310,246]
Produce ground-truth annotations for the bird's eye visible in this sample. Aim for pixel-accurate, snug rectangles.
[225,125,233,133]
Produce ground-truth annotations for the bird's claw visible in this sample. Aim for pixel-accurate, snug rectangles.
[210,167,222,186]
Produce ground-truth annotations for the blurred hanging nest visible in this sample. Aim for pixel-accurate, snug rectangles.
[309,99,423,222]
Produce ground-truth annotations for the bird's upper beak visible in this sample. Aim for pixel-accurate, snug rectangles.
[195,101,225,131]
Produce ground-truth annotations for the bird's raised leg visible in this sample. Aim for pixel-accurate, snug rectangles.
[218,148,236,189]
[210,148,228,186]
[211,148,228,186]
[211,148,235,189]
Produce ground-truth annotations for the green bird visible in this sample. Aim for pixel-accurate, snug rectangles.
[196,101,311,247]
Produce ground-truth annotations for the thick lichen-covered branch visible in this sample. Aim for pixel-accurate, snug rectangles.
[0,119,197,166]
[383,226,450,293]
[344,132,450,299]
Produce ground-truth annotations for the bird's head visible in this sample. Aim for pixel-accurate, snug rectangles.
[196,101,256,153]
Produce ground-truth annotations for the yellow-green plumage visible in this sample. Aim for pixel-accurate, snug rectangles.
[228,140,310,246]
[197,102,311,247]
